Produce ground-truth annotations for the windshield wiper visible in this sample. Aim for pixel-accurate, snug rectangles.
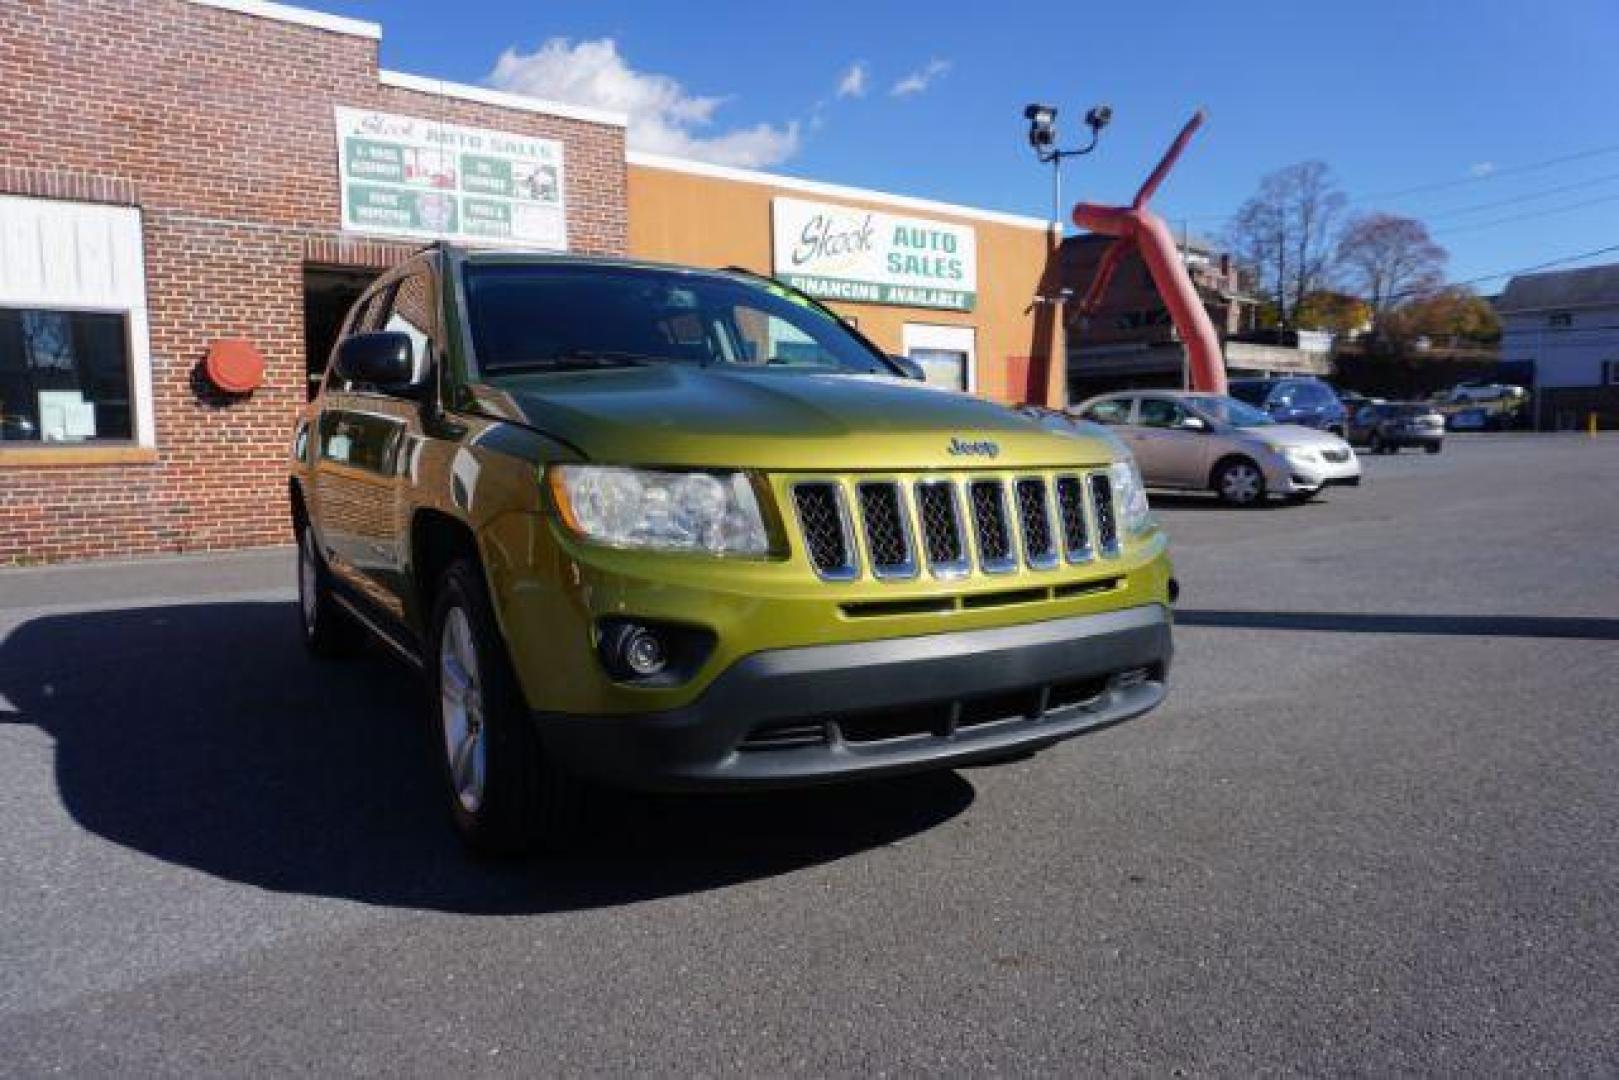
[484,350,663,374]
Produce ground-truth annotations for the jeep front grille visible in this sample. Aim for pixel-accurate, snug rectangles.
[791,469,1122,582]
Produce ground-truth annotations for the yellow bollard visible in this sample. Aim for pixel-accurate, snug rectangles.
[1590,412,1600,437]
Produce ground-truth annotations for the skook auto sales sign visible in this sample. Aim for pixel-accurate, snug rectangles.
[771,197,977,311]
[335,107,567,249]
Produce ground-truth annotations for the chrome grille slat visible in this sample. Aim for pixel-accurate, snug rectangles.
[792,482,859,580]
[915,480,970,578]
[968,479,1016,574]
[1089,472,1119,556]
[856,481,918,579]
[1054,474,1092,562]
[1014,477,1059,570]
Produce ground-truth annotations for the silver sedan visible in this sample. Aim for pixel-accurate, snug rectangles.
[1072,391,1361,506]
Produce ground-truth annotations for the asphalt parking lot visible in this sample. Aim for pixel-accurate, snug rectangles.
[2,434,1616,1075]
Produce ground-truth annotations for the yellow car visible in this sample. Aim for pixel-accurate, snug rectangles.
[290,246,1175,852]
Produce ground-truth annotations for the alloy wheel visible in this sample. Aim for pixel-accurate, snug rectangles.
[298,530,319,636]
[439,606,488,814]
[1221,463,1263,505]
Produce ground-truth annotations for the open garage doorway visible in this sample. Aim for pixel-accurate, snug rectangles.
[302,266,380,400]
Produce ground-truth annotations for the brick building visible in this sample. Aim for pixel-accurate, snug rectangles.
[0,0,627,563]
[1062,233,1330,401]
[1,0,1066,565]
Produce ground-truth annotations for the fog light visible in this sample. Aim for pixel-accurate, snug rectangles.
[595,617,715,686]
[621,626,666,676]
[602,622,667,678]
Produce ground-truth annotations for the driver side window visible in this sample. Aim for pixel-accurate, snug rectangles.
[1137,397,1186,429]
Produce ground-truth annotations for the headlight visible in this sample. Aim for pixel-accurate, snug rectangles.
[549,465,772,556]
[1109,458,1153,535]
[1283,446,1317,465]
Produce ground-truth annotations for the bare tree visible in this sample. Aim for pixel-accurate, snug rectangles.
[1226,161,1347,328]
[1335,212,1447,322]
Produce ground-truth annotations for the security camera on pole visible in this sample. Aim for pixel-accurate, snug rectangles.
[1022,103,1111,407]
[1023,103,1113,227]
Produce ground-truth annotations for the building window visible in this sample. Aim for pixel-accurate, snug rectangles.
[1548,311,1573,329]
[0,195,155,454]
[0,308,134,443]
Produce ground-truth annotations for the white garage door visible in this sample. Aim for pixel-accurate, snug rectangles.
[0,195,154,447]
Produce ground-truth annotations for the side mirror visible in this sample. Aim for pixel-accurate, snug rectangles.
[887,354,928,381]
[332,332,418,391]
[1180,415,1207,431]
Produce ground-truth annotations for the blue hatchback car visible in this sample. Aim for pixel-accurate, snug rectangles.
[1227,378,1348,435]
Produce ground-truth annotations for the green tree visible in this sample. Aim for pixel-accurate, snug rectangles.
[1294,290,1373,336]
[1383,287,1500,347]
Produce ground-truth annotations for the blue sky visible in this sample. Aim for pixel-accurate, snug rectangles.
[320,0,1618,290]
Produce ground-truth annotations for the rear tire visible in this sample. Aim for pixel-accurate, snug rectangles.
[428,558,582,856]
[1213,457,1267,507]
[1425,442,1443,455]
[296,524,358,658]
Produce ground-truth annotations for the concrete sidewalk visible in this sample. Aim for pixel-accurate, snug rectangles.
[0,546,295,617]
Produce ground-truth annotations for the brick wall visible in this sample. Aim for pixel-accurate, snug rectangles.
[0,0,627,564]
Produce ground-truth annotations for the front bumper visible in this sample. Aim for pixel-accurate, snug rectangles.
[1275,453,1362,493]
[1385,427,1444,447]
[536,604,1172,791]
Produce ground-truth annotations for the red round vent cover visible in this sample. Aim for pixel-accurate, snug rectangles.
[205,338,265,394]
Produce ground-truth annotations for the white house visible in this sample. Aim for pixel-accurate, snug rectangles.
[1497,263,1619,429]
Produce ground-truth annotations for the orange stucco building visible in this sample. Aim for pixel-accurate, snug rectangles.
[627,152,1065,406]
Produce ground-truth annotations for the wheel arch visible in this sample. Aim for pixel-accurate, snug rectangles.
[410,508,484,628]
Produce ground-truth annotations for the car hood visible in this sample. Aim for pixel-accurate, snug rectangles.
[473,366,1116,471]
[1234,424,1349,450]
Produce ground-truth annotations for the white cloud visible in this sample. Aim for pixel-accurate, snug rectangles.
[890,58,951,97]
[487,38,801,168]
[1469,161,1497,178]
[836,61,868,99]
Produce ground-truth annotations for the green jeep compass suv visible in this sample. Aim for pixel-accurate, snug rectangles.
[290,245,1174,852]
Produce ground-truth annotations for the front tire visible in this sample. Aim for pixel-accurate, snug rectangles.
[1425,442,1443,455]
[1213,457,1267,507]
[428,558,581,856]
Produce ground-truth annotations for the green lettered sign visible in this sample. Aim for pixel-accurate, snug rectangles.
[771,197,978,312]
[335,106,567,249]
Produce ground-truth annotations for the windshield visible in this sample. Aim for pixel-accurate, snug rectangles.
[463,262,891,377]
[1226,381,1271,406]
[1185,394,1275,427]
